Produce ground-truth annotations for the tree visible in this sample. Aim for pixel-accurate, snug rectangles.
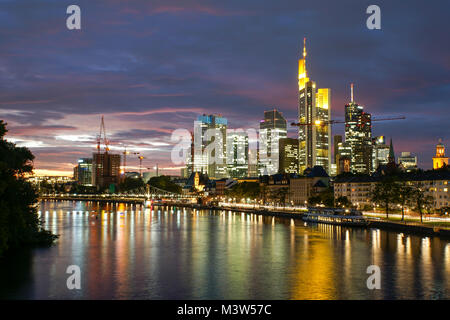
[119,177,145,192]
[307,187,334,207]
[225,182,260,202]
[396,181,414,221]
[307,195,322,206]
[274,187,289,206]
[335,196,352,208]
[0,120,57,256]
[148,175,181,194]
[320,187,335,207]
[411,183,434,223]
[39,180,54,194]
[260,184,268,204]
[69,183,96,194]
[372,177,399,219]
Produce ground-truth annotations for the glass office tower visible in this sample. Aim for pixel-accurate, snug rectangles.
[193,114,228,178]
[259,109,287,175]
[298,38,331,174]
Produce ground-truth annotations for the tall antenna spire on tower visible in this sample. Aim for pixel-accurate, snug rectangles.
[351,83,354,102]
[298,37,309,90]
[303,37,307,58]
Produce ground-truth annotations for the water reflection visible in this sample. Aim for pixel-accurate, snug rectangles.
[0,200,448,300]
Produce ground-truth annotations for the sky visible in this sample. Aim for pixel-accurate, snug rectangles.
[0,0,449,176]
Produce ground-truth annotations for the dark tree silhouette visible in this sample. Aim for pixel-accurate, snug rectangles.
[396,182,413,221]
[0,120,57,256]
[371,177,399,219]
[412,183,434,223]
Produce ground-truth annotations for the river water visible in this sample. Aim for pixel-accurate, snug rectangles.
[0,200,449,299]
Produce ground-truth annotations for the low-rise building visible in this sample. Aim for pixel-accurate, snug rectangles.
[260,173,291,203]
[334,170,450,211]
[333,175,377,209]
[213,178,236,196]
[289,166,329,205]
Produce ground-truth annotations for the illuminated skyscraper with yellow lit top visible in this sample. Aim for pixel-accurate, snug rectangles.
[298,38,331,174]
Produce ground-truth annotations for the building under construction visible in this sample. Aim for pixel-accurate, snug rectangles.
[92,116,121,190]
[92,153,121,189]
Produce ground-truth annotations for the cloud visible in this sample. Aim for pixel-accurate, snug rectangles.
[1,0,449,172]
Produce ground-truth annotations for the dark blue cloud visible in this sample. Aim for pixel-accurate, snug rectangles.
[0,0,449,171]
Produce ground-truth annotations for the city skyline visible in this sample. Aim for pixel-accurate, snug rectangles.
[1,1,450,304]
[1,1,449,175]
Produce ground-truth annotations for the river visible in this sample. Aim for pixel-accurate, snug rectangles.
[0,200,449,299]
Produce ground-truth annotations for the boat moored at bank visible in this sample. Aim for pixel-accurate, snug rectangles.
[303,208,369,227]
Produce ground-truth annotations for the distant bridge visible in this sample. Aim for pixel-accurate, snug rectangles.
[40,184,193,204]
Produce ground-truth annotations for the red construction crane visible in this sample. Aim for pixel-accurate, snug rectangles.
[291,116,405,127]
[96,115,110,154]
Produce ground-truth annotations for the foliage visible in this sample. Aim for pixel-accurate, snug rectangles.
[69,183,97,194]
[273,187,289,206]
[396,181,414,221]
[225,182,260,201]
[307,195,322,206]
[308,187,334,207]
[371,177,399,218]
[361,204,374,211]
[335,196,352,208]
[118,177,145,192]
[38,180,71,194]
[0,120,57,256]
[411,183,434,223]
[148,175,182,194]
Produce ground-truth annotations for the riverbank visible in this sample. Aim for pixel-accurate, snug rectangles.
[39,197,450,240]
[155,201,305,219]
[154,201,450,239]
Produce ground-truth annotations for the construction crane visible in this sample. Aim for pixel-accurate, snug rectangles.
[138,156,144,177]
[96,115,109,154]
[292,83,406,127]
[121,147,140,175]
[291,116,406,127]
[147,164,159,177]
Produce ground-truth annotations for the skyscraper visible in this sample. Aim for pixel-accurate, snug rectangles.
[74,158,93,186]
[184,131,194,178]
[398,152,418,171]
[372,136,390,171]
[336,141,351,174]
[226,130,249,178]
[298,38,331,174]
[248,149,258,177]
[279,138,299,174]
[345,84,372,174]
[333,135,343,166]
[193,114,228,179]
[259,109,287,175]
[92,153,121,189]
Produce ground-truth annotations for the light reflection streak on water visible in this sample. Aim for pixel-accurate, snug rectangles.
[6,200,449,300]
